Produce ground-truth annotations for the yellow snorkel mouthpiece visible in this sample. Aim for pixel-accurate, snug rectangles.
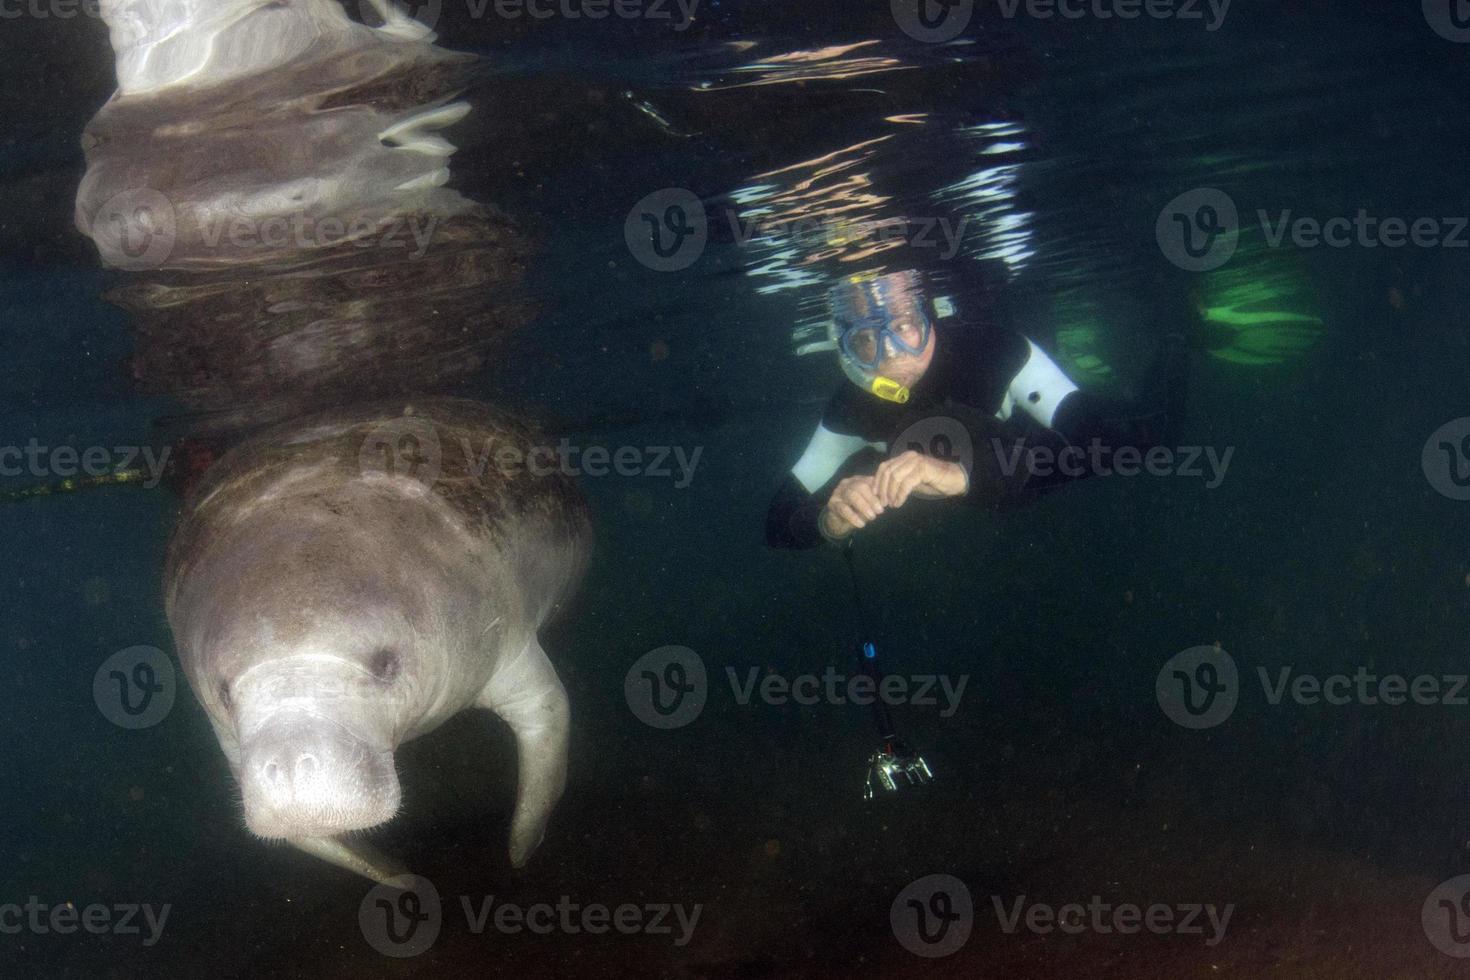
[868,375,910,403]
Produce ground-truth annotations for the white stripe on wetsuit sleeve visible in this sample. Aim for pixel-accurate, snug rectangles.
[1009,339,1080,429]
[791,423,882,493]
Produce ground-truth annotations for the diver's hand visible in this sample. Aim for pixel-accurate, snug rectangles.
[821,476,885,539]
[874,451,968,507]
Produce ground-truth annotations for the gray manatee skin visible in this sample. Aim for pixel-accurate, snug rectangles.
[164,398,591,882]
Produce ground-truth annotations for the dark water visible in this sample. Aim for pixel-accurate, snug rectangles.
[3,1,1470,976]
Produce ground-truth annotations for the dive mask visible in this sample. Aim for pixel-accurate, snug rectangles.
[827,271,934,404]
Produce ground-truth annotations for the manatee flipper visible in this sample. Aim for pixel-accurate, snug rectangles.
[477,635,570,868]
[288,836,409,885]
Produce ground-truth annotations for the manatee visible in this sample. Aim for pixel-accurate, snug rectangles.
[164,398,591,882]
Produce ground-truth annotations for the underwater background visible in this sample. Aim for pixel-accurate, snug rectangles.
[4,0,1470,975]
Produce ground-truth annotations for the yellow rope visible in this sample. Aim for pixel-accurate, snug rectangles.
[0,469,153,501]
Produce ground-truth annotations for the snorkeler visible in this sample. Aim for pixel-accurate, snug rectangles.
[765,269,1188,549]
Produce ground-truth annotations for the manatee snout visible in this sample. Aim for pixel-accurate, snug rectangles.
[239,715,400,840]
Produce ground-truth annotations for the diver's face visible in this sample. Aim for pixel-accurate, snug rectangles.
[872,317,935,387]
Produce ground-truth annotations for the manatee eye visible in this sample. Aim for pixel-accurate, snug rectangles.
[217,681,232,710]
[369,649,401,683]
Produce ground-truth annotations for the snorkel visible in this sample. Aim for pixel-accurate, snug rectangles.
[838,348,914,404]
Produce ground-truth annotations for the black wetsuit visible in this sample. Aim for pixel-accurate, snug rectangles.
[765,324,1184,550]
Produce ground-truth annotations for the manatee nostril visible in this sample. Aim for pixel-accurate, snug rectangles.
[369,648,401,683]
[258,752,320,790]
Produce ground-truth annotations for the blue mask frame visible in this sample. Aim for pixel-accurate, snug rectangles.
[836,309,933,371]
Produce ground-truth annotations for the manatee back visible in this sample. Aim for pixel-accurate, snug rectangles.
[165,398,592,630]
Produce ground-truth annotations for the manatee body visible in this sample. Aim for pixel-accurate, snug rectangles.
[164,399,590,882]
